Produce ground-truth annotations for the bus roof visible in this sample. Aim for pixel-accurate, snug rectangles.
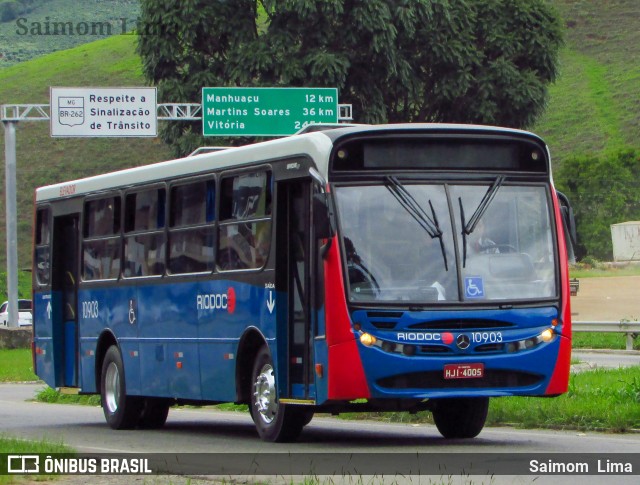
[35,131,334,202]
[35,123,546,202]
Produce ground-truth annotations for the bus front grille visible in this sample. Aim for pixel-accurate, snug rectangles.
[409,319,515,330]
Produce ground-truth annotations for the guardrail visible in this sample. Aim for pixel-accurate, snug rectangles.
[573,321,640,351]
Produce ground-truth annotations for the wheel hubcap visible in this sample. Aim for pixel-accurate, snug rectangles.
[253,363,278,424]
[104,362,120,414]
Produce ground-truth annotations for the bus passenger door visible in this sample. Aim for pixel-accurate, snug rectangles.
[51,214,80,387]
[276,180,314,401]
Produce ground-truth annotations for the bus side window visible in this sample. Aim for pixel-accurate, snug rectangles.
[168,178,216,274]
[35,208,51,286]
[82,196,121,281]
[218,171,272,271]
[123,188,166,277]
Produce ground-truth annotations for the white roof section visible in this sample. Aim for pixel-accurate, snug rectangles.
[35,123,547,202]
[36,131,334,202]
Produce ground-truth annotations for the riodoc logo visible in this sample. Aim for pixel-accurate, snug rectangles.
[197,288,236,314]
[397,332,454,343]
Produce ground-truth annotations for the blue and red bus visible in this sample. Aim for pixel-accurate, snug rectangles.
[32,124,574,441]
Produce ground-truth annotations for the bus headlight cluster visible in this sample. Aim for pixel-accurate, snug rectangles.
[505,328,556,353]
[358,327,556,356]
[358,331,416,356]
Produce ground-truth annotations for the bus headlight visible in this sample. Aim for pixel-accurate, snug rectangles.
[360,332,377,347]
[509,328,556,352]
[540,328,554,343]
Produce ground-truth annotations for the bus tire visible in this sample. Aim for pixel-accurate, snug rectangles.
[432,397,489,439]
[100,345,142,430]
[249,346,306,442]
[138,398,170,429]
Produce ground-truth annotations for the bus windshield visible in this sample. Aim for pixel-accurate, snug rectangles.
[335,182,557,304]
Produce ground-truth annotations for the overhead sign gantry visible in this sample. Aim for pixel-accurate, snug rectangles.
[2,87,351,326]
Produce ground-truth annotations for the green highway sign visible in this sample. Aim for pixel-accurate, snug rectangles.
[202,87,339,136]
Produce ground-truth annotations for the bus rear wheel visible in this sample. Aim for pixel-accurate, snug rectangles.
[100,345,142,430]
[432,397,489,439]
[249,346,310,442]
[138,398,170,429]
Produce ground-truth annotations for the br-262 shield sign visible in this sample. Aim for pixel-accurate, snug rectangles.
[57,96,85,126]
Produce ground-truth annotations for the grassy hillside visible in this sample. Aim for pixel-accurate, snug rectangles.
[0,0,139,66]
[0,0,638,271]
[532,0,639,163]
[0,34,171,269]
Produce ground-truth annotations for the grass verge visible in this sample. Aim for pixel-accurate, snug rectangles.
[36,387,100,406]
[570,263,640,278]
[573,332,639,351]
[488,368,640,432]
[0,349,37,382]
[0,434,74,484]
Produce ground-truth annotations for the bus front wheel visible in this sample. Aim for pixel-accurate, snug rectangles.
[100,345,142,430]
[432,397,489,439]
[249,346,310,442]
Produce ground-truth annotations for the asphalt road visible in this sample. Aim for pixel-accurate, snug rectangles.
[1,382,638,484]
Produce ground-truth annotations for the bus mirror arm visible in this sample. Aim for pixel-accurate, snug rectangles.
[313,193,336,254]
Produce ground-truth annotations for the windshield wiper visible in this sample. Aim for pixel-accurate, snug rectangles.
[385,176,448,271]
[460,175,505,267]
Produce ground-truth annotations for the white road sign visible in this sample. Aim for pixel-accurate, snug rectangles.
[50,87,157,137]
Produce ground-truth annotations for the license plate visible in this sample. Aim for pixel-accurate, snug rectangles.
[444,363,484,379]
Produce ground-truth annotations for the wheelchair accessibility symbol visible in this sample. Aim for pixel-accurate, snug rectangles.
[465,277,485,299]
[128,299,137,325]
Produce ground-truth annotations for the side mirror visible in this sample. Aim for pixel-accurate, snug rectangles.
[556,191,577,263]
[556,191,577,244]
[313,192,335,240]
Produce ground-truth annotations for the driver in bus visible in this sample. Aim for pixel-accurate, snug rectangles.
[471,219,499,254]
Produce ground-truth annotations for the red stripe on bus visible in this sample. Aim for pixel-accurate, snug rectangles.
[324,235,370,399]
[545,188,572,395]
[545,335,571,395]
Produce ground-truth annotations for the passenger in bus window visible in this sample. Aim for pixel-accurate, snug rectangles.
[148,234,166,275]
[126,236,147,276]
[254,222,271,267]
[83,244,101,280]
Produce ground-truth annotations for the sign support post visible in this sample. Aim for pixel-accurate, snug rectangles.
[3,120,19,327]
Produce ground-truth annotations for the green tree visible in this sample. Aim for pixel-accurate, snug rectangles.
[137,0,563,156]
[555,149,640,260]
